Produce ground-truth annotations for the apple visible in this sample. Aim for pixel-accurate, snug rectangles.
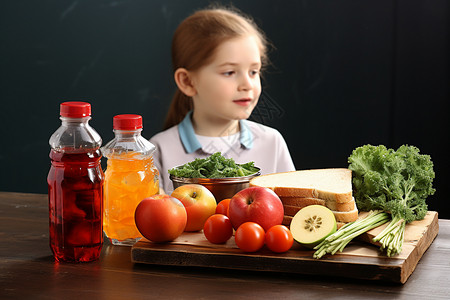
[290,205,337,249]
[228,186,284,231]
[134,194,187,243]
[171,184,217,232]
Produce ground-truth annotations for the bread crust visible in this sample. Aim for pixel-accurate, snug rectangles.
[281,197,356,212]
[267,188,352,203]
[281,197,326,207]
[283,204,358,218]
[332,208,359,223]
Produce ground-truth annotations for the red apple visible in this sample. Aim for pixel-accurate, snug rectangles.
[228,186,284,231]
[171,184,217,232]
[134,194,187,242]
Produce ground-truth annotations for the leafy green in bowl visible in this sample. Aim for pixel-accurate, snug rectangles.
[168,152,261,201]
[168,152,259,178]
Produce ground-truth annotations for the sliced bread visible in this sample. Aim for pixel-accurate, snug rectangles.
[281,197,356,212]
[250,168,353,203]
[281,197,326,208]
[332,207,359,223]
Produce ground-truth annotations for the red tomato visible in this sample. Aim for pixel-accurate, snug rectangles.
[265,225,293,253]
[235,222,265,252]
[135,194,187,242]
[215,198,231,216]
[203,214,233,244]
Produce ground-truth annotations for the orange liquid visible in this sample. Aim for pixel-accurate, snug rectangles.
[103,152,159,244]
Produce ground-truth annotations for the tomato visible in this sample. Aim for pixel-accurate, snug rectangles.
[215,198,231,216]
[203,214,233,244]
[234,222,265,252]
[135,194,187,242]
[265,225,293,253]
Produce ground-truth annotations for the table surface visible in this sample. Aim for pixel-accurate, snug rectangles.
[1,192,449,299]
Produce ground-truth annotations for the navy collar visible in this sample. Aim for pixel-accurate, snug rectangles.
[178,111,254,153]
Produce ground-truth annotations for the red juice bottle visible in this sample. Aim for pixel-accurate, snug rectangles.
[47,102,104,262]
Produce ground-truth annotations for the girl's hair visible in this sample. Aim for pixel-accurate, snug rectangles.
[163,7,269,130]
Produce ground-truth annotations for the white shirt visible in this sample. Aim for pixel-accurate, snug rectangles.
[195,132,240,154]
[149,111,296,193]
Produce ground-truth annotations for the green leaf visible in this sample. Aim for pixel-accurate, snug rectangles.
[168,152,258,178]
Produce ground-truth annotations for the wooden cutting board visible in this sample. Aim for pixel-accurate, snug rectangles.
[131,211,438,284]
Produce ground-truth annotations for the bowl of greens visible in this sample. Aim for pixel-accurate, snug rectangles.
[168,152,260,202]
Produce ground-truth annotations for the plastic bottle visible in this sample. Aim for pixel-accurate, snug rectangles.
[102,114,159,245]
[47,101,104,262]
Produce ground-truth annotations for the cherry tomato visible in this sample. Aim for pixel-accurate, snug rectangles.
[203,214,233,244]
[265,225,293,253]
[235,222,265,252]
[215,198,231,216]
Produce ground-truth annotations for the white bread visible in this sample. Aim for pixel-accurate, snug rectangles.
[325,198,356,212]
[281,197,326,208]
[283,204,309,216]
[281,197,356,212]
[332,207,359,223]
[250,168,353,203]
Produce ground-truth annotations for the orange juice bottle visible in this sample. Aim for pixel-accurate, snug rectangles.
[102,114,159,245]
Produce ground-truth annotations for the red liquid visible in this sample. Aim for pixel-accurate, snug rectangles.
[47,149,104,262]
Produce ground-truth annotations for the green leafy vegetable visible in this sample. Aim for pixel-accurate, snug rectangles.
[168,152,259,178]
[314,144,435,258]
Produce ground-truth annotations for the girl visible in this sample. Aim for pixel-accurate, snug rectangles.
[150,7,295,193]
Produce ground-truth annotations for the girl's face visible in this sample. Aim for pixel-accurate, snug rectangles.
[190,35,262,127]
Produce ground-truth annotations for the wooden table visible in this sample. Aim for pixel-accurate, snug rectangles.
[1,192,449,299]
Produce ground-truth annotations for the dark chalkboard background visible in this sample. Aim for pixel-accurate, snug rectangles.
[1,1,448,217]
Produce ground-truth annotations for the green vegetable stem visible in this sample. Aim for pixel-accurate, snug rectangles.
[314,210,390,259]
[314,144,435,259]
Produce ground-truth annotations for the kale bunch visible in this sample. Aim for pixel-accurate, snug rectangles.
[349,144,435,223]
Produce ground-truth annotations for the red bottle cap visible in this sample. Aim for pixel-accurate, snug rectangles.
[113,114,143,130]
[60,102,91,117]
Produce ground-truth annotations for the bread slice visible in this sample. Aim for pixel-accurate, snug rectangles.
[281,197,356,212]
[283,204,306,216]
[281,197,326,207]
[332,207,359,223]
[325,198,356,211]
[250,168,353,203]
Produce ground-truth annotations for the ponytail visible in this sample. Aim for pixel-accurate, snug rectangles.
[163,89,193,130]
